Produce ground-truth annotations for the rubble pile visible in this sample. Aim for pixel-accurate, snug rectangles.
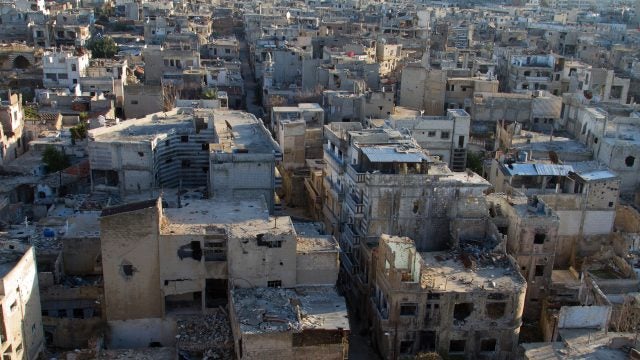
[176,309,233,359]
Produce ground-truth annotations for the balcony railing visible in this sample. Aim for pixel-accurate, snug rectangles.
[346,193,364,215]
[324,176,345,200]
[347,164,366,183]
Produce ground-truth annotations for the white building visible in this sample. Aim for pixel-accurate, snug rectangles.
[42,50,89,90]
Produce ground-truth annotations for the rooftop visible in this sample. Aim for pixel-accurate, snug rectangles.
[89,109,199,143]
[420,250,525,292]
[161,198,268,235]
[297,235,339,253]
[231,286,349,335]
[211,109,281,154]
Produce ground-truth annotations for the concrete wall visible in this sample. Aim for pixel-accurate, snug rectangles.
[62,236,101,275]
[227,217,297,288]
[557,305,611,330]
[100,201,163,321]
[107,318,176,348]
[1,248,44,360]
[296,248,339,286]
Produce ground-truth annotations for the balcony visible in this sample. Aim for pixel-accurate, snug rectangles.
[324,176,345,201]
[346,193,364,216]
[343,223,362,246]
[347,164,366,183]
[303,178,322,206]
[324,146,345,171]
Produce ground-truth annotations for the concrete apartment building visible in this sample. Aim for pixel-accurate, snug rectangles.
[229,286,349,360]
[400,63,499,116]
[87,108,216,194]
[384,109,471,171]
[271,103,324,169]
[0,246,44,360]
[560,97,640,193]
[209,109,283,213]
[100,196,346,356]
[488,194,560,319]
[42,49,89,89]
[368,232,525,359]
[0,91,26,167]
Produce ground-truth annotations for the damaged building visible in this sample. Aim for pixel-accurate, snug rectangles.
[367,231,526,359]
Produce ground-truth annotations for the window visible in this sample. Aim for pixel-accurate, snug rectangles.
[399,340,414,354]
[427,293,440,300]
[480,339,497,352]
[440,131,450,139]
[131,100,139,105]
[45,73,57,80]
[449,339,465,353]
[58,73,68,80]
[427,131,436,137]
[225,48,231,54]
[400,303,418,316]
[71,64,77,72]
[73,308,84,319]
[534,233,546,244]
[181,135,189,142]
[202,143,209,151]
[453,303,473,321]
[486,302,506,319]
[267,280,282,288]
[535,265,545,277]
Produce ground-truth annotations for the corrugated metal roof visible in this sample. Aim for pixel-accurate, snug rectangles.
[534,164,573,176]
[504,163,573,176]
[361,147,427,163]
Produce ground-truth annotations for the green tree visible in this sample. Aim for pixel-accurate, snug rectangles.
[87,36,118,59]
[42,145,70,173]
[202,88,218,99]
[70,121,88,141]
[466,151,484,175]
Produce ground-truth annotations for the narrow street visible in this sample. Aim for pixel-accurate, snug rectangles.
[238,36,263,119]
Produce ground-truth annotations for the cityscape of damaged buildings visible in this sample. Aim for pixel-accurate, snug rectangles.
[3,0,640,359]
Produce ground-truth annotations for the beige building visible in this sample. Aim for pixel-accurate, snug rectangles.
[100,195,342,352]
[368,233,526,359]
[0,246,44,359]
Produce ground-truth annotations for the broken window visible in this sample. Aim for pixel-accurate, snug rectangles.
[626,156,635,167]
[453,303,473,321]
[256,234,282,248]
[122,264,134,276]
[73,308,84,319]
[400,303,418,316]
[177,242,202,261]
[399,340,414,354]
[181,135,189,143]
[535,265,545,277]
[419,331,436,352]
[534,233,546,244]
[205,278,228,308]
[449,339,465,353]
[267,280,282,288]
[480,338,497,352]
[486,302,506,319]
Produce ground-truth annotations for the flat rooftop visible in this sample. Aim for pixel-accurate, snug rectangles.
[231,286,349,335]
[521,330,634,360]
[511,131,591,156]
[420,251,524,292]
[89,109,197,143]
[63,212,101,238]
[211,109,280,154]
[161,198,269,235]
[297,235,339,253]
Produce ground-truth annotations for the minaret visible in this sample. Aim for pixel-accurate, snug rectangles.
[263,52,274,89]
